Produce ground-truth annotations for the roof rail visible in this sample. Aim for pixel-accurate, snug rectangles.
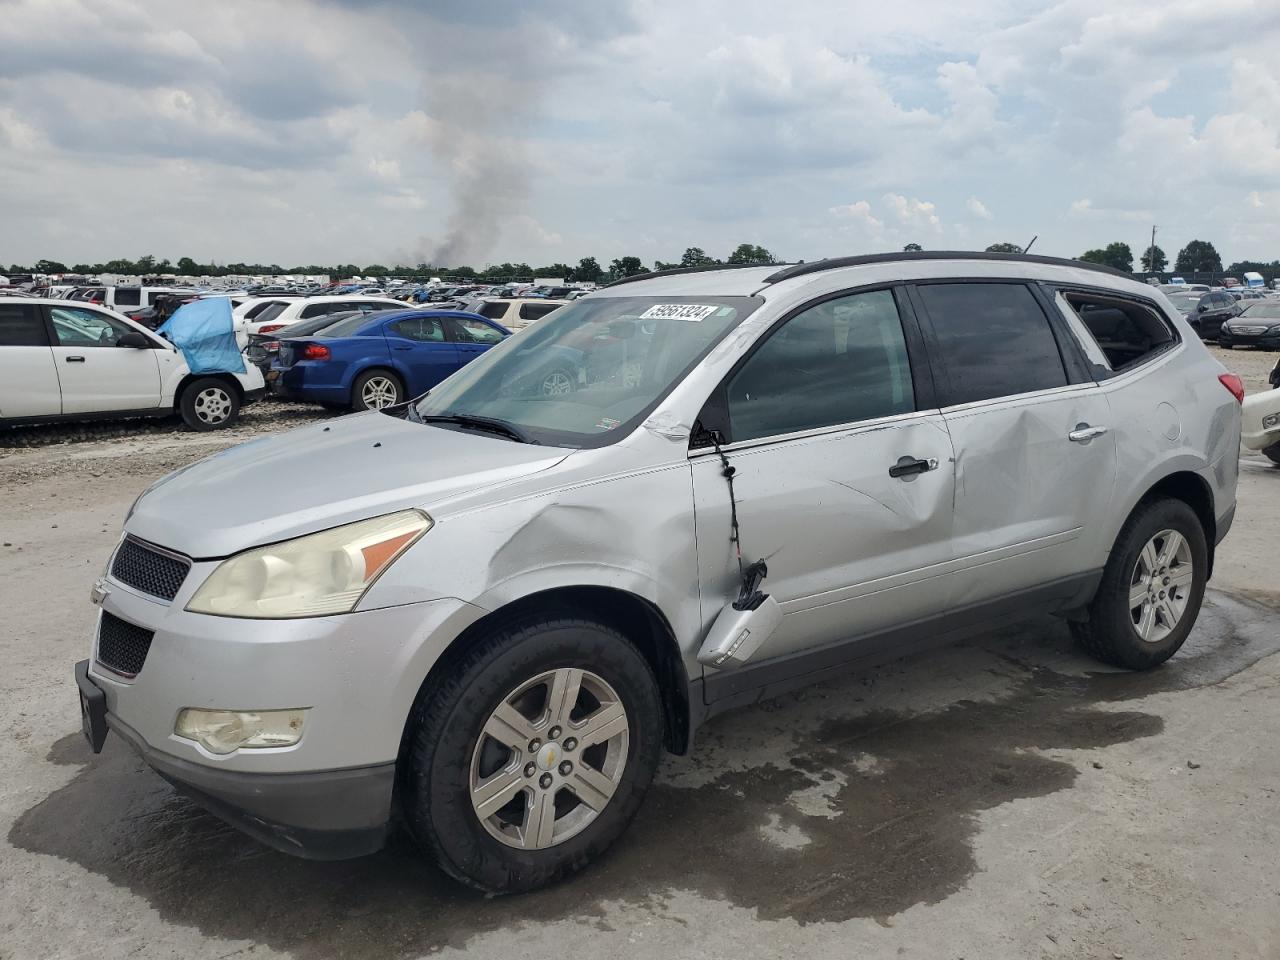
[603,262,789,289]
[762,251,1133,284]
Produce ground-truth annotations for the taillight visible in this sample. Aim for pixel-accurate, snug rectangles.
[1218,372,1245,404]
[258,324,285,335]
[301,343,330,361]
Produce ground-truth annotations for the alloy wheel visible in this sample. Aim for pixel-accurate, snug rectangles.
[541,371,574,396]
[469,668,629,850]
[361,376,399,409]
[1128,528,1194,643]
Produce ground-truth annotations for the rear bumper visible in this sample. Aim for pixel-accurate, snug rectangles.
[76,660,394,859]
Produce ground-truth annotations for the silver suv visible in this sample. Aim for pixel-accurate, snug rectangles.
[76,252,1241,893]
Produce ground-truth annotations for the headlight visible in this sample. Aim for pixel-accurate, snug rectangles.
[186,509,432,618]
[175,707,308,754]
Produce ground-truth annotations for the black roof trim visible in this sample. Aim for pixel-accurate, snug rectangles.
[762,251,1133,284]
[603,262,787,289]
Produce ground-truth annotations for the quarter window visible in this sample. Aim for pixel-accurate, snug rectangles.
[479,301,509,320]
[1058,292,1176,374]
[727,289,915,443]
[113,288,141,307]
[916,282,1067,405]
[0,304,49,346]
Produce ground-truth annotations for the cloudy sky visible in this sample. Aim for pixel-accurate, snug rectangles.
[2,0,1279,270]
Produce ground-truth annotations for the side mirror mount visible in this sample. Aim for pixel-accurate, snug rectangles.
[118,331,151,348]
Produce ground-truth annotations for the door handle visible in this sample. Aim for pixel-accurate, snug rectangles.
[888,455,938,479]
[392,345,412,351]
[1068,423,1108,443]
[65,356,86,363]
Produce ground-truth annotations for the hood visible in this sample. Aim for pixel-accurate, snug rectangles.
[127,412,571,558]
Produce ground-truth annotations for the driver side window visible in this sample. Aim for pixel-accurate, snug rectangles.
[727,289,915,443]
[49,307,134,348]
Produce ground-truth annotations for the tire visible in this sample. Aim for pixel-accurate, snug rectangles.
[350,369,403,411]
[539,368,577,397]
[1263,442,1280,466]
[401,614,663,894]
[179,378,241,431]
[1070,498,1208,670]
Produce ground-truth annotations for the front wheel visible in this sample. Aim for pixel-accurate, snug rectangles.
[402,615,663,893]
[1263,442,1280,466]
[179,378,241,431]
[1070,498,1208,670]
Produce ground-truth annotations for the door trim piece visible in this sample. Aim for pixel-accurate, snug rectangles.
[780,526,1082,615]
[698,570,1102,707]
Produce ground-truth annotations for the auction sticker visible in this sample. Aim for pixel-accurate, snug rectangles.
[639,303,719,322]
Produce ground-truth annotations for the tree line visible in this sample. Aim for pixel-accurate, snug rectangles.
[13,238,1275,285]
[10,243,779,285]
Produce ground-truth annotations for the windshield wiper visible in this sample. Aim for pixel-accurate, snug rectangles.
[419,413,538,444]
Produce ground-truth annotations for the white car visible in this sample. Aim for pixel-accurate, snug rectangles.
[243,295,410,337]
[0,298,264,431]
[469,297,568,330]
[1243,385,1280,463]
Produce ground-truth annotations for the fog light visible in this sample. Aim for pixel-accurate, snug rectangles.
[175,708,308,755]
[1263,413,1280,430]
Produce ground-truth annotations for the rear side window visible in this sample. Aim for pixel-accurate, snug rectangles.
[728,289,915,442]
[1058,292,1176,374]
[113,288,141,307]
[519,302,559,322]
[298,303,336,319]
[389,317,445,342]
[915,282,1067,405]
[0,304,49,346]
[479,301,508,320]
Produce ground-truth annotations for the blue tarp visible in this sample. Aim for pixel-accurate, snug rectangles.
[158,297,245,374]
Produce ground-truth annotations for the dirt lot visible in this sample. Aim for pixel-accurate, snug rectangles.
[2,349,1279,960]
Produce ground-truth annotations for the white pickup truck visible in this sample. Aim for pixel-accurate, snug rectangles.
[0,298,264,431]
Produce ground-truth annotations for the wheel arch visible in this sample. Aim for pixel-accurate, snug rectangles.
[173,371,244,411]
[398,585,693,766]
[1118,469,1217,576]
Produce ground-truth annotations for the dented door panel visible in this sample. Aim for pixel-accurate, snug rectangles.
[943,384,1117,604]
[691,413,957,664]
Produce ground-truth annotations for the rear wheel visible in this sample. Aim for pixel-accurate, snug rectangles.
[179,378,241,431]
[402,615,663,893]
[1070,499,1208,669]
[540,368,576,396]
[350,369,403,411]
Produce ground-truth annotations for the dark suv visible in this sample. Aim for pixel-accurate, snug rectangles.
[1188,291,1239,340]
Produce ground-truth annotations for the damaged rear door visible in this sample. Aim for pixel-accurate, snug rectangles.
[908,280,1117,604]
[691,286,957,673]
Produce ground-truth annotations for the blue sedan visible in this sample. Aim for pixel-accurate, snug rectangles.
[273,309,510,411]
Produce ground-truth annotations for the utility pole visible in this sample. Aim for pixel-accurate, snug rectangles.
[1147,224,1157,274]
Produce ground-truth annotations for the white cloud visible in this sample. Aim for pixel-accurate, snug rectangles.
[966,197,993,220]
[1,0,1279,268]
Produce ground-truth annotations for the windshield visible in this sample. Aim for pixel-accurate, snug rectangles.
[1241,301,1280,319]
[414,295,763,447]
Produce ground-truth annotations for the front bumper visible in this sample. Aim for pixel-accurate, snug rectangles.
[1219,329,1280,349]
[76,661,393,858]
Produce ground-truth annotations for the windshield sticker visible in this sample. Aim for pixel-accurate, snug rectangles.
[639,303,719,322]
[596,417,621,431]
